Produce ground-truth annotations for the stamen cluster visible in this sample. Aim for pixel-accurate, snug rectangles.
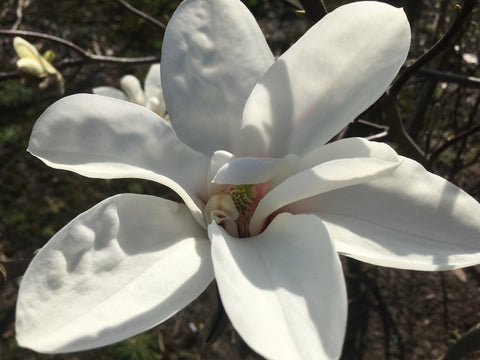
[205,183,267,238]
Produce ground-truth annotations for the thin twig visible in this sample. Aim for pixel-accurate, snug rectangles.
[298,0,328,24]
[418,68,480,89]
[431,122,480,162]
[365,130,389,141]
[366,275,405,360]
[0,29,162,64]
[429,93,480,163]
[1,29,86,56]
[114,0,166,30]
[11,0,25,30]
[390,0,476,97]
[381,93,427,165]
[0,29,161,80]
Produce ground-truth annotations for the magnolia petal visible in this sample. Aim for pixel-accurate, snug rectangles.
[144,64,161,98]
[300,137,399,169]
[249,155,400,235]
[16,194,213,353]
[290,157,480,270]
[161,0,274,155]
[144,64,167,116]
[144,64,164,101]
[212,156,284,185]
[207,150,236,197]
[241,1,410,157]
[92,86,128,101]
[209,213,347,360]
[28,94,209,226]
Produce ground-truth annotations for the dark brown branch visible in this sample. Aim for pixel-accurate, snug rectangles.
[0,29,161,64]
[205,283,230,344]
[430,90,480,164]
[298,0,328,24]
[429,122,480,162]
[366,274,405,360]
[418,68,480,89]
[1,29,86,56]
[390,0,476,97]
[381,93,427,165]
[114,0,166,30]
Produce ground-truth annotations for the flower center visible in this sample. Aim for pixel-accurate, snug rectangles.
[205,183,267,238]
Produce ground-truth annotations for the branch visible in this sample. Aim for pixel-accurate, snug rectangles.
[114,0,166,30]
[0,29,161,64]
[390,0,476,97]
[429,120,480,161]
[205,283,230,344]
[298,0,328,24]
[418,68,480,89]
[381,93,427,165]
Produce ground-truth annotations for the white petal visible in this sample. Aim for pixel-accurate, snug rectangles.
[16,194,213,353]
[207,150,236,196]
[250,154,400,235]
[28,94,209,226]
[92,86,128,101]
[300,137,399,169]
[212,156,284,185]
[161,0,274,154]
[241,1,410,157]
[209,213,347,360]
[144,64,167,116]
[290,157,480,270]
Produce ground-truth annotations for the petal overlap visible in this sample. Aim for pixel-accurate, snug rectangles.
[161,0,274,154]
[240,1,411,157]
[249,146,400,235]
[16,194,214,353]
[28,94,209,225]
[209,213,347,360]
[289,157,480,270]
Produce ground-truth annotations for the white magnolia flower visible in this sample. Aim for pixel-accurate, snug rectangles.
[16,1,480,359]
[13,37,58,78]
[93,64,168,118]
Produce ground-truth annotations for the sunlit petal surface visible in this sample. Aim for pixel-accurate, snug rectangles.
[212,156,284,185]
[162,0,274,154]
[28,94,209,225]
[16,194,213,353]
[144,64,167,116]
[209,213,347,360]
[289,157,480,270]
[300,137,399,169]
[241,1,410,157]
[92,86,129,101]
[250,143,400,235]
